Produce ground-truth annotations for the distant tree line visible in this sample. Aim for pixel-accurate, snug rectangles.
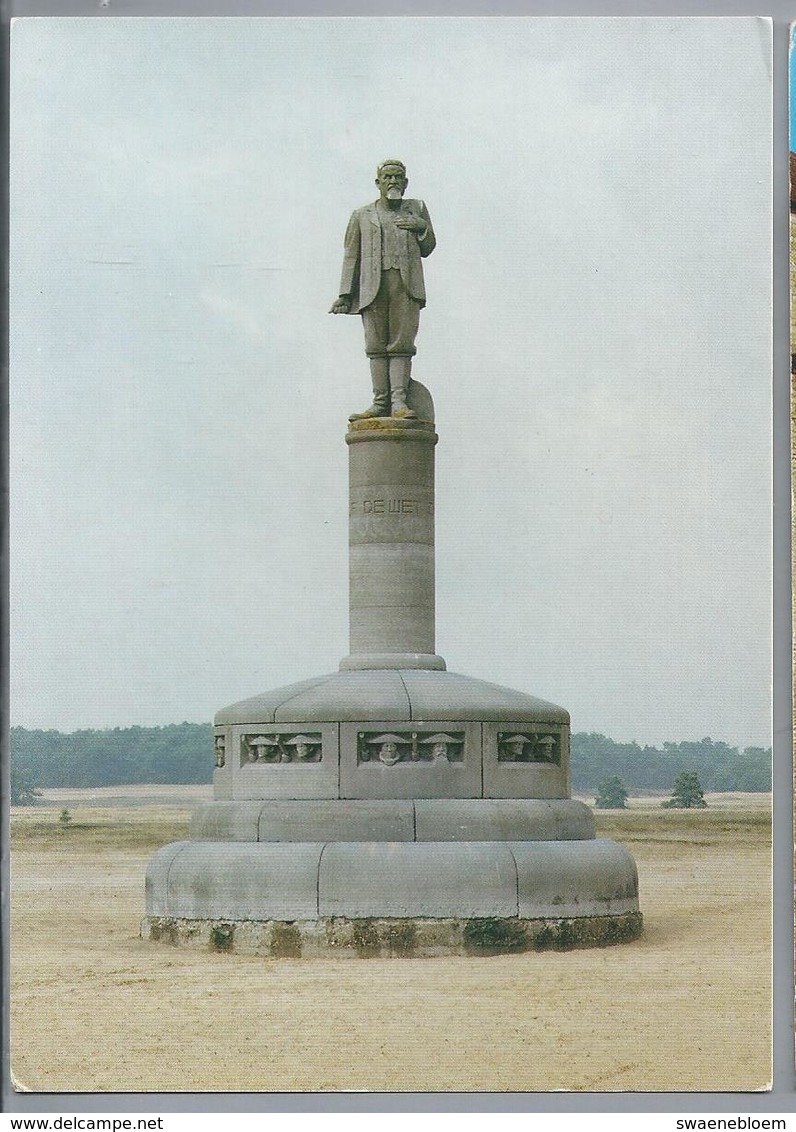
[8,724,771,793]
[9,723,213,788]
[570,733,770,793]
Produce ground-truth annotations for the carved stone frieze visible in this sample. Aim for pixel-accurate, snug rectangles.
[497,731,561,765]
[357,729,464,766]
[242,732,323,766]
[214,734,226,769]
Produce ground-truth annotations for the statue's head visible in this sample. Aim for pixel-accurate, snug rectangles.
[376,160,408,202]
[377,741,400,765]
[503,736,528,760]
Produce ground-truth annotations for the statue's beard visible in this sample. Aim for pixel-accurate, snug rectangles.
[386,187,403,200]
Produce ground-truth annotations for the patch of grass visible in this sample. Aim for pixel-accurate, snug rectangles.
[593,807,771,845]
[211,923,235,952]
[271,923,302,958]
[10,815,190,852]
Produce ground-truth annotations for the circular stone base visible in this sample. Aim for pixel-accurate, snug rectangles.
[146,838,639,923]
[141,911,643,957]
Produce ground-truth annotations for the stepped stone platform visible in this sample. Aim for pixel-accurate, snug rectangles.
[143,662,641,954]
[143,400,641,956]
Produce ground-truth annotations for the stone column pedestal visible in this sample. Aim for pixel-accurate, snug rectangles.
[340,417,445,671]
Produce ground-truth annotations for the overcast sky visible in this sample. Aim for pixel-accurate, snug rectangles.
[10,17,771,746]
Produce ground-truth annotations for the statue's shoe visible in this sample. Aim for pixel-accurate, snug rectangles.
[348,404,391,421]
[391,404,417,419]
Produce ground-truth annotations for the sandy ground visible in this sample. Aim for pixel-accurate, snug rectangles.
[10,789,771,1094]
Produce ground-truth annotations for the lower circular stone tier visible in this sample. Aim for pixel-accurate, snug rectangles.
[144,837,640,954]
[142,911,643,958]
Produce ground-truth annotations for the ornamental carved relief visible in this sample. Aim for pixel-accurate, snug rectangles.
[214,735,226,769]
[357,730,464,766]
[242,732,322,765]
[497,731,560,764]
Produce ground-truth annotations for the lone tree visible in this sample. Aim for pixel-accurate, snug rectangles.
[10,765,41,807]
[661,770,707,809]
[595,775,629,809]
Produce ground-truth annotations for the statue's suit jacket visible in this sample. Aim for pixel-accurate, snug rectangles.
[338,198,436,314]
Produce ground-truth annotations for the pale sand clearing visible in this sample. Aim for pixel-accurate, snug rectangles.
[10,791,771,1093]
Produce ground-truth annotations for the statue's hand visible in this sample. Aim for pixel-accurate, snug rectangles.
[395,215,426,233]
[329,296,351,314]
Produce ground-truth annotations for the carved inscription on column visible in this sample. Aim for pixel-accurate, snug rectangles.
[349,485,435,546]
[350,498,434,516]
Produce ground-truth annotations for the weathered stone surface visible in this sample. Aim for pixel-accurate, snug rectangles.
[346,421,437,444]
[270,669,412,723]
[146,842,322,921]
[190,802,263,842]
[414,799,596,842]
[215,669,569,728]
[550,800,596,840]
[141,911,644,956]
[189,798,596,842]
[398,670,570,723]
[347,419,438,665]
[318,841,518,918]
[512,839,639,919]
[349,544,436,655]
[257,800,415,842]
[407,379,434,423]
[214,674,339,726]
[148,837,638,923]
[145,832,640,947]
[145,841,191,918]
